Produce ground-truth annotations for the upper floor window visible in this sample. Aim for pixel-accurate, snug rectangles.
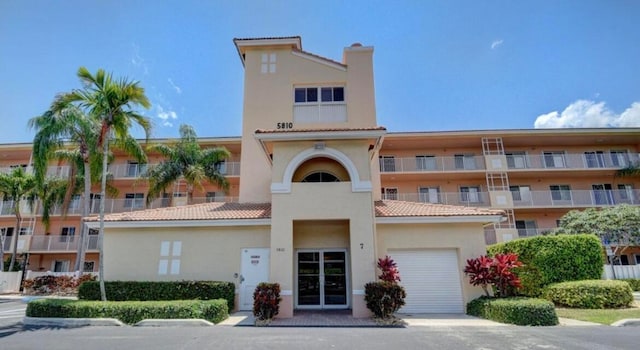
[124,193,144,209]
[416,155,436,171]
[543,152,566,168]
[293,86,346,123]
[126,161,147,177]
[418,187,440,203]
[382,187,398,200]
[460,186,482,203]
[261,53,276,74]
[550,185,571,201]
[379,156,396,172]
[60,227,76,242]
[505,152,528,169]
[584,151,605,168]
[610,150,629,167]
[454,154,476,170]
[301,172,340,183]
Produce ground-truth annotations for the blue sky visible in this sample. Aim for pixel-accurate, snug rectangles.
[1,0,639,143]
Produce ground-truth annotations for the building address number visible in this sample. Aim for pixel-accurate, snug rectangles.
[276,122,294,130]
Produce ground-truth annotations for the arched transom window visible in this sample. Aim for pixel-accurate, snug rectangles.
[292,157,350,183]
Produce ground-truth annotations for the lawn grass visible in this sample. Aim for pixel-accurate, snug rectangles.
[555,303,640,325]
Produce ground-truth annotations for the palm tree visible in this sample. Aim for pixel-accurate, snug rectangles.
[57,67,151,301]
[616,162,640,178]
[29,104,101,272]
[145,124,230,205]
[0,167,37,271]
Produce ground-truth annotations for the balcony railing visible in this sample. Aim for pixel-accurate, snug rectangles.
[39,195,240,216]
[515,227,557,238]
[379,156,486,173]
[506,152,640,170]
[108,161,241,178]
[28,234,99,252]
[511,189,640,208]
[381,191,490,207]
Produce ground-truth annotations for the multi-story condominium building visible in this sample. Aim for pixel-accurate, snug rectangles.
[1,36,638,315]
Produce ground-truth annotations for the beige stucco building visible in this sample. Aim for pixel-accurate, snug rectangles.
[3,36,639,315]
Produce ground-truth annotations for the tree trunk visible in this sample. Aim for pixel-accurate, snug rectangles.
[73,161,91,272]
[98,138,109,301]
[9,204,22,271]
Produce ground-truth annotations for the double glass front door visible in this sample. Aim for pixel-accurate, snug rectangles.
[296,250,348,309]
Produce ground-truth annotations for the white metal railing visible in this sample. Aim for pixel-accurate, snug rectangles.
[109,161,241,178]
[511,189,640,208]
[515,227,557,238]
[603,264,640,279]
[28,234,99,252]
[379,155,486,173]
[506,152,640,170]
[381,191,490,207]
[0,165,71,177]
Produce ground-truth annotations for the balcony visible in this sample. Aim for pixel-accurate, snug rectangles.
[506,152,640,171]
[28,234,99,252]
[511,189,640,208]
[381,191,490,207]
[379,156,486,173]
[109,161,241,178]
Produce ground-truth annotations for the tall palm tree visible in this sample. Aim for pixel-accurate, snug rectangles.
[57,67,151,301]
[0,167,37,271]
[29,104,101,272]
[146,124,230,205]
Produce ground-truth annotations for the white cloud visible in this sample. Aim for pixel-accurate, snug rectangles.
[534,100,640,128]
[131,43,149,75]
[156,105,178,127]
[491,39,504,50]
[167,78,182,94]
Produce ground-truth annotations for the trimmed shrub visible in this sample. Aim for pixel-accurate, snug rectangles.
[364,281,407,319]
[544,280,633,309]
[78,281,235,311]
[26,298,228,325]
[253,283,281,321]
[621,279,640,292]
[488,234,603,296]
[467,296,558,326]
[464,253,523,297]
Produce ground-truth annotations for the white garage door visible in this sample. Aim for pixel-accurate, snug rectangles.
[390,249,464,313]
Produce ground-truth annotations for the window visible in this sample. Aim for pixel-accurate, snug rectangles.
[635,254,640,265]
[295,87,344,103]
[53,260,70,272]
[506,152,528,169]
[206,191,226,202]
[295,87,318,103]
[87,229,99,250]
[126,161,146,177]
[214,160,227,174]
[592,184,613,205]
[69,194,81,211]
[19,227,31,235]
[460,186,481,203]
[610,150,629,167]
[515,220,537,237]
[293,86,347,123]
[418,187,440,203]
[83,261,95,272]
[158,241,182,275]
[454,154,476,170]
[543,152,566,168]
[161,193,171,207]
[301,172,340,182]
[584,151,605,168]
[550,185,571,201]
[382,187,398,200]
[60,227,75,242]
[510,185,531,202]
[261,53,276,74]
[0,227,13,251]
[89,193,102,213]
[416,155,436,171]
[379,156,396,172]
[321,87,344,102]
[124,193,144,209]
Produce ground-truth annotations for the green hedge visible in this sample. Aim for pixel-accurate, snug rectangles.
[467,297,558,326]
[78,281,235,311]
[544,280,633,309]
[621,279,640,292]
[26,299,228,325]
[488,234,603,296]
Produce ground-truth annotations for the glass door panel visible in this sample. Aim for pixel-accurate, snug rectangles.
[297,252,320,306]
[323,251,346,305]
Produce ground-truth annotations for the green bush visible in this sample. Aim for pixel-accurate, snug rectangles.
[78,281,235,311]
[488,234,603,296]
[364,281,406,319]
[467,296,558,326]
[544,280,633,309]
[621,279,640,292]
[26,298,228,325]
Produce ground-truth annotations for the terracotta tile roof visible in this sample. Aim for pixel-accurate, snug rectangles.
[374,200,505,217]
[233,36,301,42]
[255,127,387,134]
[293,48,346,67]
[85,202,271,222]
[87,199,502,223]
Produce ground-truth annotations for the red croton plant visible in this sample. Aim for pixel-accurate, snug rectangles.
[377,255,401,283]
[464,253,523,297]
